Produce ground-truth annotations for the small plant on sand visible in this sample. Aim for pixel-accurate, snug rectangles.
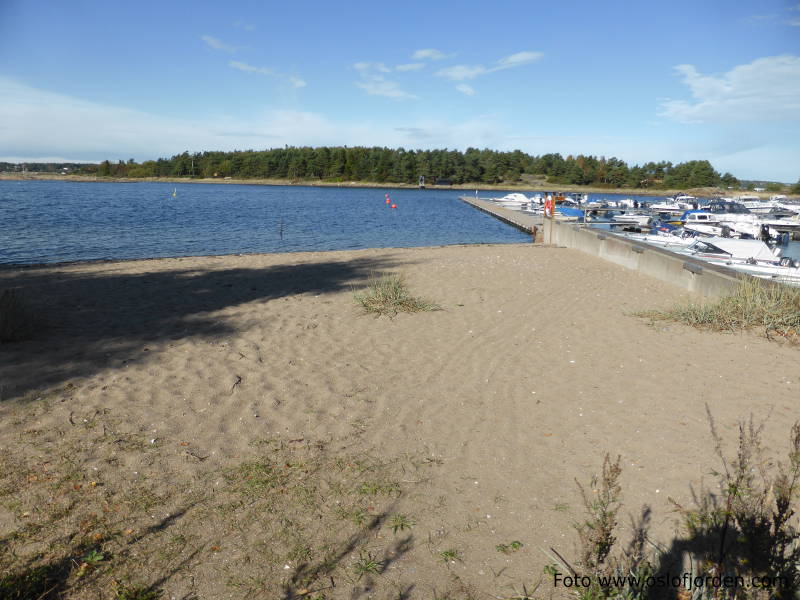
[353,551,383,579]
[439,548,462,563]
[115,584,162,600]
[389,514,414,534]
[354,273,441,317]
[637,278,800,341]
[496,541,524,554]
[545,410,800,600]
[0,289,39,343]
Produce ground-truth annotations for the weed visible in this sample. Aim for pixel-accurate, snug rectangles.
[439,548,462,563]
[354,273,441,317]
[496,541,524,554]
[637,278,800,341]
[227,459,289,497]
[115,584,162,600]
[82,549,106,565]
[357,480,400,496]
[553,503,570,512]
[354,551,383,579]
[389,514,414,534]
[574,454,622,571]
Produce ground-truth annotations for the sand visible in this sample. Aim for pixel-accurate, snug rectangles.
[1,244,798,599]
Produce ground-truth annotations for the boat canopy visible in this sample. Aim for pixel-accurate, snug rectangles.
[498,193,529,202]
[691,237,777,261]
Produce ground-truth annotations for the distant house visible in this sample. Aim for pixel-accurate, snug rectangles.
[754,187,765,192]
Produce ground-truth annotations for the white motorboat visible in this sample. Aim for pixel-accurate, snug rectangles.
[492,192,530,208]
[676,237,800,285]
[611,213,652,226]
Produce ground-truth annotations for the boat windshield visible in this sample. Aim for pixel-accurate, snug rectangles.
[707,202,750,214]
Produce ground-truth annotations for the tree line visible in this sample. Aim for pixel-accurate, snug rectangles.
[7,148,798,191]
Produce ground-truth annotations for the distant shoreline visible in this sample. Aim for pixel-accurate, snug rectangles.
[0,172,788,199]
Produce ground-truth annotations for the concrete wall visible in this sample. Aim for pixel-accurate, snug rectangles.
[547,220,743,298]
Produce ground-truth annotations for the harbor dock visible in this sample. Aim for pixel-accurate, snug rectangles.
[458,196,542,233]
[459,194,744,297]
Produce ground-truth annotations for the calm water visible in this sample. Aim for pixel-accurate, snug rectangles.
[0,181,531,265]
[3,181,797,265]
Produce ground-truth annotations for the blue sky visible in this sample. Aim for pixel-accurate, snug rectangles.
[1,0,799,181]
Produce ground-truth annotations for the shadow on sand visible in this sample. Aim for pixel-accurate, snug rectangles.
[0,254,404,401]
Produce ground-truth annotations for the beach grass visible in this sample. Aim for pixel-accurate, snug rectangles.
[354,273,441,317]
[637,277,800,340]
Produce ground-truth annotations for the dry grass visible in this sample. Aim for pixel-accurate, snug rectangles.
[637,278,800,341]
[354,273,441,317]
[0,420,433,600]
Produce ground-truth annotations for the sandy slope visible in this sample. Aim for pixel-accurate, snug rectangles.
[1,244,798,598]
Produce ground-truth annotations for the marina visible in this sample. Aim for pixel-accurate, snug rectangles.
[462,191,800,288]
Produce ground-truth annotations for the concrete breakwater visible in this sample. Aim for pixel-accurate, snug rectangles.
[459,196,742,298]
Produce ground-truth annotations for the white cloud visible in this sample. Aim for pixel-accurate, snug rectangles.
[229,60,274,76]
[411,48,449,61]
[353,62,391,73]
[356,77,417,100]
[228,61,306,88]
[455,84,476,96]
[353,62,416,100]
[435,51,543,81]
[201,35,238,53]
[659,55,800,123]
[436,65,487,81]
[495,51,543,69]
[790,18,800,25]
[395,63,425,72]
[0,78,515,161]
[233,20,256,31]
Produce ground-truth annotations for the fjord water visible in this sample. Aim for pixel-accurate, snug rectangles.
[0,181,531,265]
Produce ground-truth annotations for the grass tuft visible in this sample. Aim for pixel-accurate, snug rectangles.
[0,289,39,343]
[637,278,800,341]
[354,273,441,317]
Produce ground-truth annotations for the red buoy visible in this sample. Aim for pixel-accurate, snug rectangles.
[385,199,390,204]
[391,204,397,209]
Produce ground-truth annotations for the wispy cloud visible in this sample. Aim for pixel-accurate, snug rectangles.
[659,55,800,123]
[435,51,543,81]
[356,78,417,100]
[201,35,238,53]
[411,48,449,61]
[436,65,487,81]
[229,60,274,76]
[233,20,256,31]
[395,63,425,72]
[353,62,415,100]
[455,83,476,96]
[2,77,797,181]
[495,51,543,69]
[353,61,391,73]
[790,18,800,26]
[229,61,306,89]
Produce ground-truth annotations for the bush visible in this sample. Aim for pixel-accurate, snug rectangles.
[549,409,800,600]
[354,273,440,317]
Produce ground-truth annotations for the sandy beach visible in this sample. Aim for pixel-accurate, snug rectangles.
[2,244,798,599]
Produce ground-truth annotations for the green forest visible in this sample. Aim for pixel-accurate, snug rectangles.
[5,148,798,191]
[79,147,742,189]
